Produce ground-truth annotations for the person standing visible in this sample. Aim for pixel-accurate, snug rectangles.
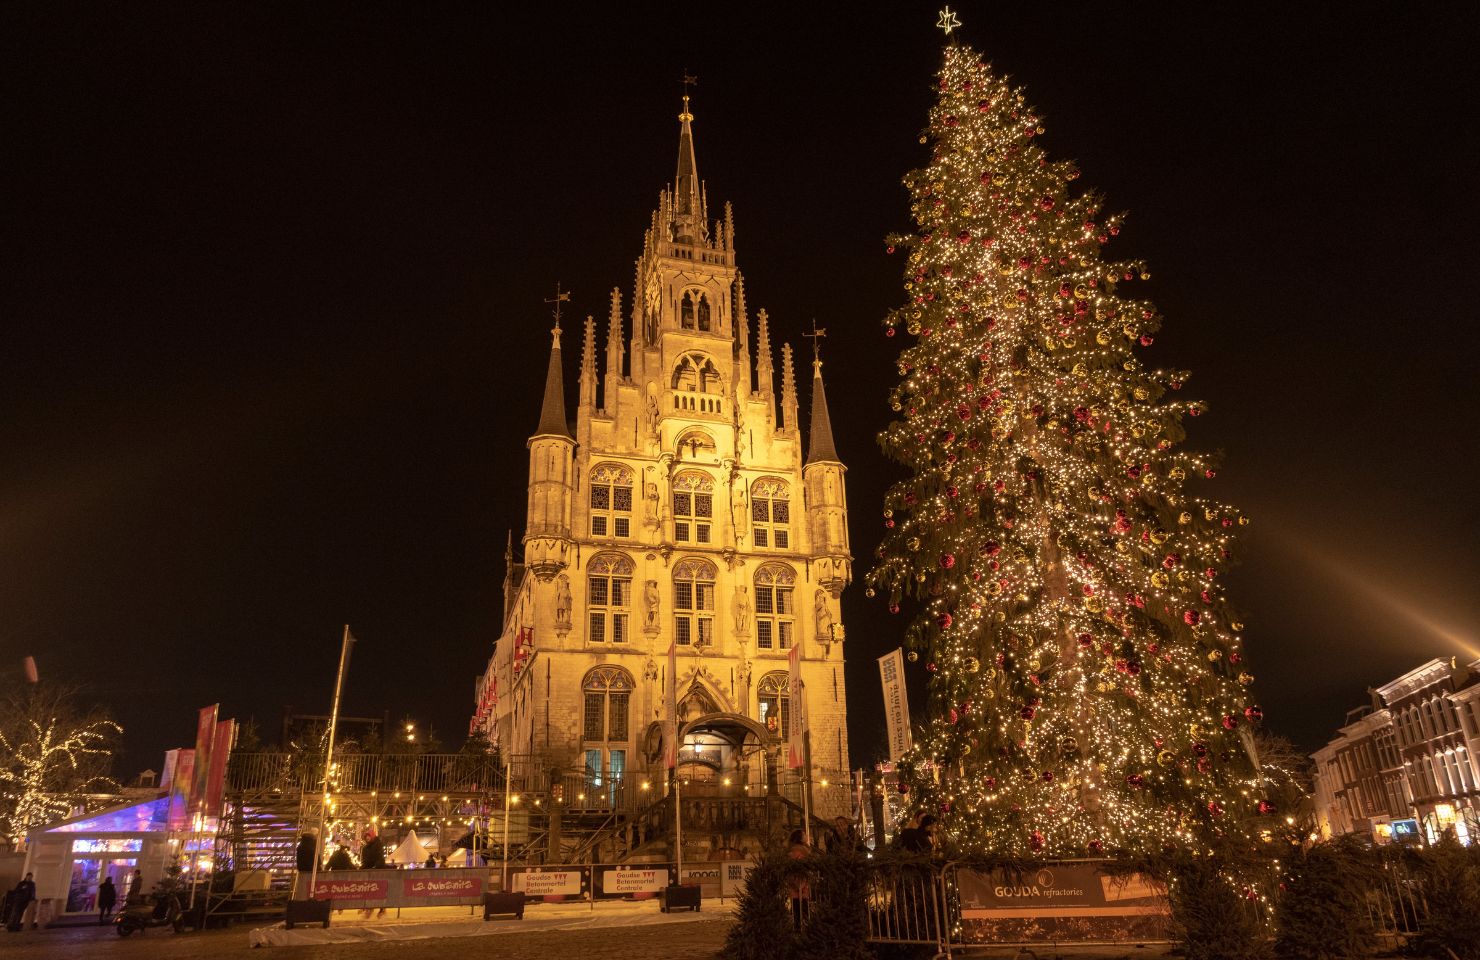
[294,832,318,899]
[125,869,145,905]
[827,816,862,854]
[9,873,37,931]
[786,829,811,930]
[97,877,118,925]
[358,831,388,919]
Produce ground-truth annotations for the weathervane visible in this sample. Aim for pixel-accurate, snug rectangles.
[936,6,962,35]
[681,71,698,119]
[545,282,571,332]
[803,318,828,370]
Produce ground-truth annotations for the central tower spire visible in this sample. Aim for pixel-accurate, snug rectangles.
[672,91,706,242]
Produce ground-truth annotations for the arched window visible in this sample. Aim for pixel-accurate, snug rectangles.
[757,671,791,737]
[754,563,796,651]
[671,354,720,395]
[680,290,711,331]
[589,463,634,539]
[582,666,634,743]
[673,472,714,544]
[587,553,633,644]
[750,478,791,550]
[672,558,716,647]
[675,429,716,460]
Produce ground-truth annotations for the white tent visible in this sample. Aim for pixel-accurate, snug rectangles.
[388,830,429,865]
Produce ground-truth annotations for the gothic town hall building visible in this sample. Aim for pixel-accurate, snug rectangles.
[472,98,852,819]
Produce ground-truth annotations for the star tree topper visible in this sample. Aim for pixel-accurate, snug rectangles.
[936,6,962,35]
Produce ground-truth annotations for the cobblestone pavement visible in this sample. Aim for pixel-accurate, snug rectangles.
[0,916,734,960]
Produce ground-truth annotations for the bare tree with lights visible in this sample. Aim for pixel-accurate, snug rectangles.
[0,684,121,848]
[867,38,1271,857]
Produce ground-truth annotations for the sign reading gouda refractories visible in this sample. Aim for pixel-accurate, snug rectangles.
[955,862,1171,944]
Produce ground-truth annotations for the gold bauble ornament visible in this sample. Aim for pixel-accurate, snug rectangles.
[1150,531,1168,545]
[1169,467,1186,482]
[1178,512,1193,525]
[1151,572,1169,588]
[907,650,919,662]
[865,587,876,598]
[1133,387,1150,401]
[1238,516,1250,526]
[1157,750,1177,767]
[907,321,922,335]
[1084,596,1104,614]
[965,656,980,673]
[907,536,921,550]
[1207,650,1223,661]
[1230,621,1245,632]
[1096,331,1111,345]
[1238,672,1255,686]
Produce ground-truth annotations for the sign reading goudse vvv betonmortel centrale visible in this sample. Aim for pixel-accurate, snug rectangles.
[955,862,1171,944]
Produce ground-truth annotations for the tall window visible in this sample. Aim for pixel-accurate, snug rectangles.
[587,553,633,644]
[754,563,796,651]
[589,463,633,538]
[680,291,711,331]
[750,478,790,549]
[582,666,633,743]
[673,558,716,647]
[673,472,714,544]
[757,672,791,737]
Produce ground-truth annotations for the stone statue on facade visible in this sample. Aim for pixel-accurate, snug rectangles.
[554,574,572,631]
[814,590,835,642]
[643,480,661,531]
[731,487,749,544]
[732,584,750,636]
[643,579,661,632]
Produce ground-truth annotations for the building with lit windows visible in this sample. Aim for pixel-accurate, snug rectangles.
[1313,657,1480,845]
[470,97,852,828]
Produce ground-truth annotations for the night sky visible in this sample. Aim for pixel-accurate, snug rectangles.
[5,3,1477,777]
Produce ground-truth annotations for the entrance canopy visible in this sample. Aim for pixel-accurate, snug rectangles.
[43,797,169,834]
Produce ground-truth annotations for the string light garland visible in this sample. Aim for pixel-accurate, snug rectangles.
[866,40,1271,858]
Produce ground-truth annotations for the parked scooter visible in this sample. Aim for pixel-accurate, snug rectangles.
[115,894,182,936]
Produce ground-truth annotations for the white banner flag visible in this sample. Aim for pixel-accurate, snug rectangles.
[786,643,805,769]
[878,649,913,762]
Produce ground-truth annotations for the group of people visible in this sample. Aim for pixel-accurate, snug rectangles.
[5,867,144,932]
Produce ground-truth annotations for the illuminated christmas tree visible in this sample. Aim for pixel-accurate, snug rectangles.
[867,37,1269,857]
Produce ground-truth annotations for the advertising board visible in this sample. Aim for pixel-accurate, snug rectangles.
[955,862,1171,944]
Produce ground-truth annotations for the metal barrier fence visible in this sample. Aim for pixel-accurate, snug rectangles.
[856,857,1433,956]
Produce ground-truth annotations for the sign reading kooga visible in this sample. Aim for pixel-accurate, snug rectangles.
[955,862,1171,944]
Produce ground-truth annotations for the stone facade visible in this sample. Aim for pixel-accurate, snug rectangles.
[472,98,852,813]
[1313,656,1480,845]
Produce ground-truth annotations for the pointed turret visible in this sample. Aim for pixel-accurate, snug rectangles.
[756,309,775,398]
[672,95,706,242]
[806,355,840,465]
[604,287,625,411]
[781,342,798,435]
[535,322,572,438]
[734,273,752,397]
[578,314,597,411]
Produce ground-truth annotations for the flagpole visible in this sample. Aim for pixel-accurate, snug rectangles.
[309,625,355,896]
[501,756,512,892]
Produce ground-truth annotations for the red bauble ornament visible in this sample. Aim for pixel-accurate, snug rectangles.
[1207,801,1224,817]
[1020,706,1036,721]
[1183,609,1201,626]
[1041,770,1054,782]
[938,612,953,629]
[940,553,956,569]
[1222,715,1238,731]
[1244,705,1263,722]
[1029,830,1045,851]
[886,327,896,338]
[1126,774,1146,789]
[1258,800,1277,815]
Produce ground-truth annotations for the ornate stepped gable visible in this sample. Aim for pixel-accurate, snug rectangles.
[474,95,853,820]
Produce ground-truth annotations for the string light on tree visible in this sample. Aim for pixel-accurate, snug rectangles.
[866,28,1270,857]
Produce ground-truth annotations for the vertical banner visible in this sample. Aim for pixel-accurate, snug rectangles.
[167,749,196,830]
[191,704,219,817]
[786,643,805,769]
[160,748,180,792]
[204,719,236,817]
[878,649,913,761]
[664,641,678,769]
